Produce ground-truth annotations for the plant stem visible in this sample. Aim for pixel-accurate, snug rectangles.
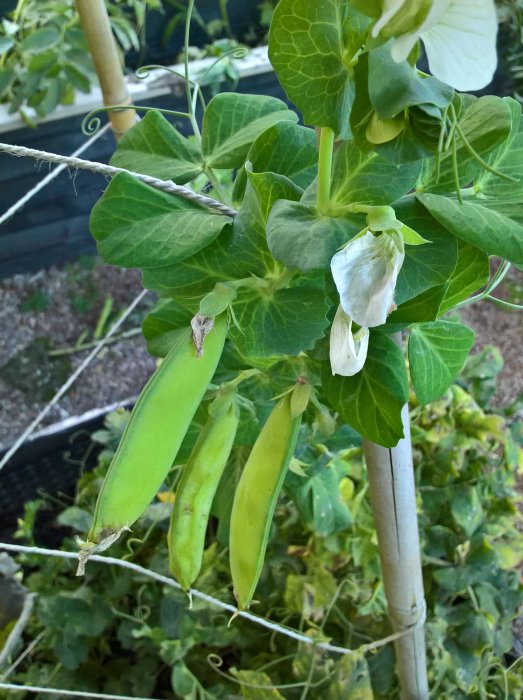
[184,0,202,142]
[363,339,429,699]
[75,0,136,139]
[317,127,334,215]
[49,328,141,358]
[204,166,231,205]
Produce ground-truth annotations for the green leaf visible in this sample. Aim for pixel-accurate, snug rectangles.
[142,299,193,357]
[252,125,316,187]
[285,459,352,536]
[230,669,285,699]
[202,93,297,169]
[419,100,523,265]
[408,321,475,405]
[267,201,361,272]
[439,240,489,313]
[268,0,370,138]
[230,284,329,359]
[0,37,13,55]
[322,333,409,447]
[21,28,60,52]
[141,226,244,299]
[368,42,453,119]
[90,173,231,269]
[417,191,523,266]
[110,111,202,182]
[386,283,448,328]
[420,96,515,193]
[247,120,318,190]
[450,487,484,538]
[331,141,422,207]
[393,198,458,304]
[62,63,92,93]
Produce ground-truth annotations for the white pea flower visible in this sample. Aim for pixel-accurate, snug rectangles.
[372,0,498,92]
[329,306,370,377]
[330,230,405,328]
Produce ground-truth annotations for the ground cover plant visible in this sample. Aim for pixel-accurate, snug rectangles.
[2,0,523,696]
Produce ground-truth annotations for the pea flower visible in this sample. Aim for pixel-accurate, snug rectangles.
[329,306,370,377]
[372,0,498,91]
[330,229,405,328]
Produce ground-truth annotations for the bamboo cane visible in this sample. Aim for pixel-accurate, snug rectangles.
[75,0,136,138]
[363,401,429,699]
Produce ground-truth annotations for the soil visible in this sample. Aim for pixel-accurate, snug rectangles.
[0,258,157,449]
[0,259,522,451]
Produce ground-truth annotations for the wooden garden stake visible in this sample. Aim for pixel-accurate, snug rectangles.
[75,0,136,138]
[363,400,429,699]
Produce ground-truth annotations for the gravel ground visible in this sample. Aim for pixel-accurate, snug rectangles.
[0,260,522,450]
[0,259,157,449]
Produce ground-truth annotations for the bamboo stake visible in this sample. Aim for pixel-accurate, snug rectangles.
[363,402,429,699]
[75,0,136,138]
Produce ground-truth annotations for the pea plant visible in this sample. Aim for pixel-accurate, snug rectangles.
[77,0,522,696]
[0,0,160,121]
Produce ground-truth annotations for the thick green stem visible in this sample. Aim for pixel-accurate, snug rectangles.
[317,127,335,215]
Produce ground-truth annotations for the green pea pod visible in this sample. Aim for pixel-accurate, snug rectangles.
[229,392,301,609]
[168,389,239,590]
[77,315,227,574]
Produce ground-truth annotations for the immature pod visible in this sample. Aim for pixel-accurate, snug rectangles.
[229,391,301,609]
[168,388,239,590]
[77,315,227,574]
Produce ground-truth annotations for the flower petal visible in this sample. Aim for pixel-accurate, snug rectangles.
[330,231,405,328]
[421,0,498,91]
[372,0,407,38]
[329,306,370,377]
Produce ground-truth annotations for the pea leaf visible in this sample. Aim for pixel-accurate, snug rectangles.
[331,141,422,207]
[409,321,475,405]
[268,0,370,138]
[368,43,453,119]
[202,93,297,169]
[450,487,484,538]
[420,96,515,193]
[267,201,361,272]
[90,173,231,269]
[418,101,523,265]
[246,120,318,190]
[21,28,60,52]
[386,283,448,328]
[142,226,244,299]
[439,240,489,313]
[285,458,352,536]
[230,284,330,359]
[417,192,523,266]
[110,111,203,183]
[322,333,409,447]
[142,299,194,357]
[393,198,458,304]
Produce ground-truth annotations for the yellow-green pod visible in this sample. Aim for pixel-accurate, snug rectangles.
[229,393,301,609]
[79,316,227,569]
[168,389,239,590]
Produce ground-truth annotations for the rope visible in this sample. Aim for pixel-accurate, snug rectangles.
[0,542,427,659]
[0,142,237,217]
[0,124,111,227]
[0,289,148,472]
